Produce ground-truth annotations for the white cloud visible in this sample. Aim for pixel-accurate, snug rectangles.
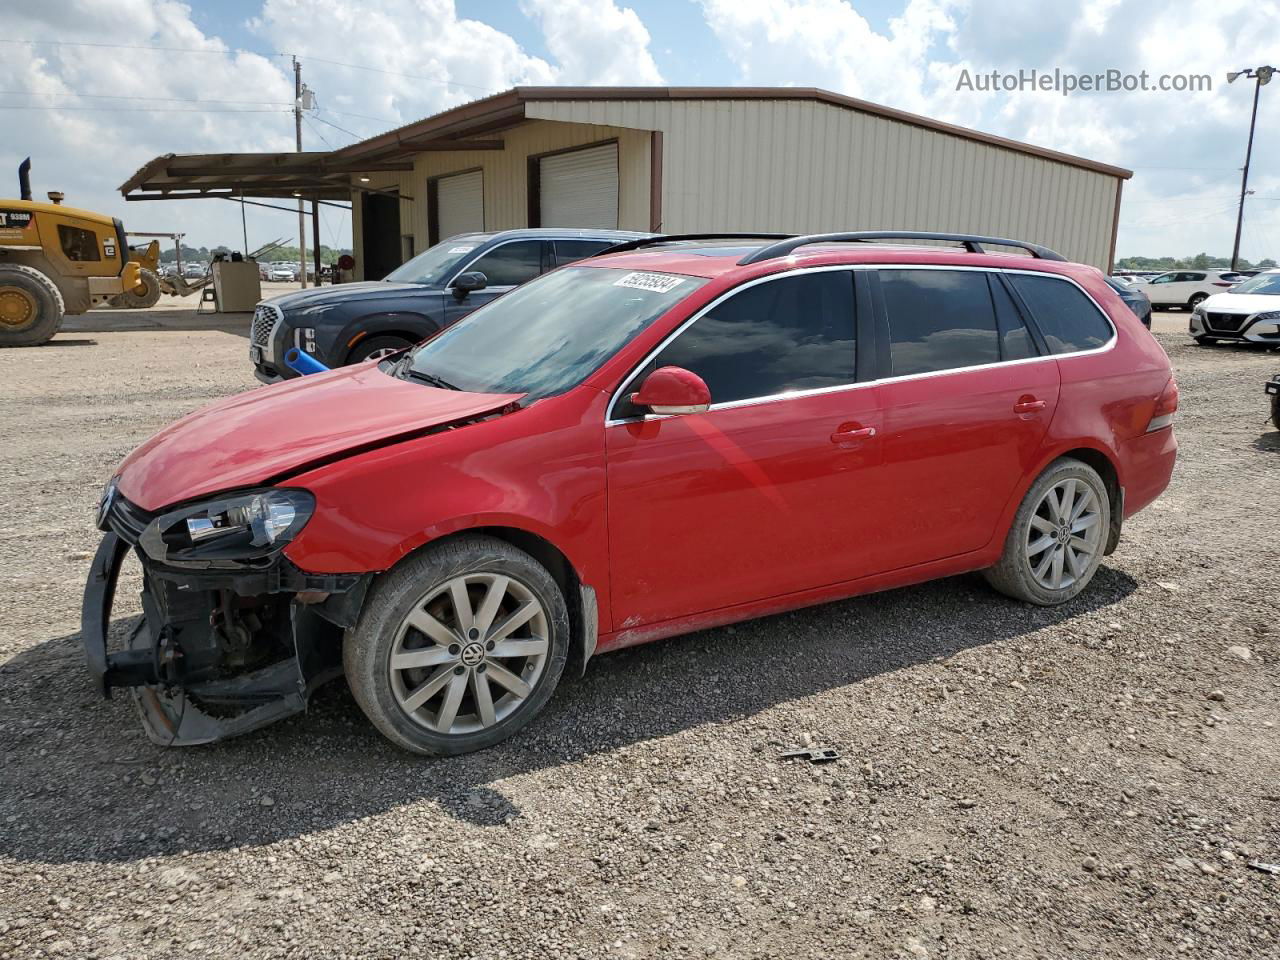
[697,0,959,114]
[697,0,1280,261]
[0,0,662,250]
[1,1,297,249]
[521,0,663,85]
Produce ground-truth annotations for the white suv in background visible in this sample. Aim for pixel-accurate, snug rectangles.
[1132,269,1246,311]
[1190,269,1280,345]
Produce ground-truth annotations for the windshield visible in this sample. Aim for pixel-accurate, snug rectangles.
[400,266,704,398]
[384,236,486,285]
[1224,272,1280,295]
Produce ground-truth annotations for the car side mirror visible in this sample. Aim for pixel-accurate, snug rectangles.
[630,366,711,416]
[451,271,487,302]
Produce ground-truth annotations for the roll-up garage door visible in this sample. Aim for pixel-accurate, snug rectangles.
[436,170,484,240]
[538,142,619,228]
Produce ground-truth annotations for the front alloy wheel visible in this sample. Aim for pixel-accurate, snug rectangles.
[389,572,550,734]
[344,534,569,755]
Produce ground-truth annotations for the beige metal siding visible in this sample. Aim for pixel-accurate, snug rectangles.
[526,100,1120,268]
[403,120,649,247]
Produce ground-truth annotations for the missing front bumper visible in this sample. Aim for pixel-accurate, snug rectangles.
[81,531,369,746]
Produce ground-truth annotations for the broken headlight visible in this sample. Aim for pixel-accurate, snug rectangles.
[138,488,315,568]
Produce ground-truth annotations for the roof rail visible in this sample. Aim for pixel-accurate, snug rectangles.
[737,231,1067,265]
[595,233,795,257]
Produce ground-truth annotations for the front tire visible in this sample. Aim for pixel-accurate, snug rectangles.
[344,535,570,756]
[347,334,415,365]
[0,264,64,347]
[984,458,1111,606]
[109,267,162,309]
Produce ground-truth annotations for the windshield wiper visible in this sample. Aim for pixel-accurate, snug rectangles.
[399,364,461,390]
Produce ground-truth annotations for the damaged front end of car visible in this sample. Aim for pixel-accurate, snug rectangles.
[82,481,369,746]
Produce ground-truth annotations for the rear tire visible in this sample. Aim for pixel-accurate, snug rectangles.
[347,334,415,365]
[984,458,1111,606]
[0,264,65,347]
[344,534,570,756]
[1272,394,1280,430]
[1188,293,1208,310]
[109,267,161,309]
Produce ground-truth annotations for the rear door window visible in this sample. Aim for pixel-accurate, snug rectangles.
[554,239,616,266]
[465,240,548,287]
[991,276,1038,361]
[1006,274,1113,355]
[878,269,1000,376]
[649,270,857,406]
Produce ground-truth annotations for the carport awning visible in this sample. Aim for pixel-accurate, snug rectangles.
[118,152,413,202]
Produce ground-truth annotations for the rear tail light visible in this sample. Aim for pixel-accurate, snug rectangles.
[1213,281,1233,287]
[1147,378,1178,432]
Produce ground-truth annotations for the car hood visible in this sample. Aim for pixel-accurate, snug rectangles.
[116,364,524,512]
[265,281,433,311]
[1200,292,1280,314]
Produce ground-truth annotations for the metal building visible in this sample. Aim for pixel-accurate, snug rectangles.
[122,87,1131,278]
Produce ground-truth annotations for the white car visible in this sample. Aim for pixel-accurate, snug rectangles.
[1131,269,1246,311]
[269,263,298,282]
[1189,270,1280,345]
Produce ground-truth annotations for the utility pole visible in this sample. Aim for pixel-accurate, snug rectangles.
[293,56,308,289]
[1227,65,1274,271]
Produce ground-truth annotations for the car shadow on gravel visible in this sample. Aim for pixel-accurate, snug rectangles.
[1252,430,1280,452]
[0,567,1137,865]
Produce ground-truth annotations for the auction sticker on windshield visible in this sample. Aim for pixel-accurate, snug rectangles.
[448,246,476,254]
[613,272,687,294]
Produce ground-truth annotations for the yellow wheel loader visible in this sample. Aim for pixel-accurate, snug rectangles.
[0,158,141,346]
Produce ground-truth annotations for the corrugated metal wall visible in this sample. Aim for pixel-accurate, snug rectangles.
[526,99,1120,268]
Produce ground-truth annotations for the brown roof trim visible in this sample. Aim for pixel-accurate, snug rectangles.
[335,85,1131,180]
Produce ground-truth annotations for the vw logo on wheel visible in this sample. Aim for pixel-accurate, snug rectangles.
[460,641,485,667]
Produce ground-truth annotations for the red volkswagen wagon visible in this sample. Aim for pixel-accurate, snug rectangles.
[83,232,1178,755]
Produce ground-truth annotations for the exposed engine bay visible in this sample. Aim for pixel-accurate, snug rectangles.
[83,491,369,745]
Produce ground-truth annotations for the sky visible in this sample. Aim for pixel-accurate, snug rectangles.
[3,0,1279,261]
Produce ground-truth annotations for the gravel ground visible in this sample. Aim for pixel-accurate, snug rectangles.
[1,306,1277,960]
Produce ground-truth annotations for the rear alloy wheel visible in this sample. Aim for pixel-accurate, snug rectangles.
[348,335,414,365]
[344,535,569,755]
[984,458,1110,605]
[1188,293,1208,310]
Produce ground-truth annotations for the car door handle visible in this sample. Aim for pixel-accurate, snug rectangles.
[1013,399,1047,414]
[830,425,876,443]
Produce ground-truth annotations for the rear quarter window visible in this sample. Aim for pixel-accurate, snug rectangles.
[1007,274,1114,355]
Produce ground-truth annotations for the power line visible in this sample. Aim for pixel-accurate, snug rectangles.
[302,55,497,94]
[1,37,289,58]
[303,115,336,149]
[2,38,499,94]
[0,89,290,106]
[0,104,289,113]
[310,113,365,141]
